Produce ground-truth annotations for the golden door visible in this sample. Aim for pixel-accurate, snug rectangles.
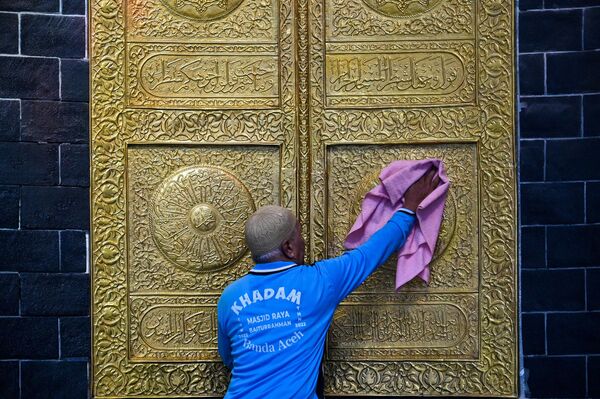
[90,0,517,397]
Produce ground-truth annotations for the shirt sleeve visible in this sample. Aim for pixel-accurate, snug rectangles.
[316,210,415,305]
[217,300,233,369]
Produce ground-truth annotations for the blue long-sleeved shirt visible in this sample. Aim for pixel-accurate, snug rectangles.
[217,210,416,399]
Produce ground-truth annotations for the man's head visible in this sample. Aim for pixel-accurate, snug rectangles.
[244,205,305,265]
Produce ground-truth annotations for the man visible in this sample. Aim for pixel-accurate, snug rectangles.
[217,168,440,398]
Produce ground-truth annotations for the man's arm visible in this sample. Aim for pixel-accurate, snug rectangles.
[316,210,415,304]
[317,167,440,304]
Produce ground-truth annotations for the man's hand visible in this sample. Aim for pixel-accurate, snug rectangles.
[402,167,441,212]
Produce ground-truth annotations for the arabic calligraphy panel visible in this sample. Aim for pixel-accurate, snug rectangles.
[130,297,220,362]
[127,44,280,109]
[327,293,479,361]
[325,41,476,107]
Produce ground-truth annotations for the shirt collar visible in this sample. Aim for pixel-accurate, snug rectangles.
[249,261,297,274]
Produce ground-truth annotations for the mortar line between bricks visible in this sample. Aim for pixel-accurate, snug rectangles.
[584,269,588,311]
[59,0,63,14]
[521,222,600,227]
[17,186,21,230]
[582,8,586,51]
[58,231,62,271]
[524,354,590,358]
[0,54,60,61]
[521,91,600,98]
[18,360,21,399]
[19,12,87,18]
[543,140,547,181]
[522,266,600,271]
[58,58,62,101]
[525,48,600,56]
[522,5,600,12]
[17,13,21,55]
[586,356,589,398]
[520,137,600,142]
[58,143,62,185]
[58,318,61,359]
[543,53,547,95]
[528,309,600,314]
[584,182,587,224]
[543,225,548,267]
[544,313,548,355]
[580,95,584,137]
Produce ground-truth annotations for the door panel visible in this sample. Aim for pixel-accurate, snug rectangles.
[91,0,517,396]
[308,0,517,395]
[91,0,298,396]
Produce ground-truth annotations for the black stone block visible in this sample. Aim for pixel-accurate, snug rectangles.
[522,269,585,311]
[0,56,59,99]
[0,317,58,358]
[584,94,600,136]
[548,225,600,267]
[585,7,600,50]
[522,313,545,355]
[590,356,600,397]
[21,186,89,229]
[60,317,90,358]
[61,59,89,102]
[519,10,582,52]
[0,99,20,141]
[21,15,85,58]
[0,13,18,53]
[21,100,88,143]
[524,356,586,398]
[521,182,584,225]
[60,230,87,272]
[520,140,544,182]
[60,144,89,186]
[63,0,86,14]
[588,182,600,223]
[21,273,89,316]
[546,138,600,180]
[521,226,545,268]
[520,96,580,138]
[547,51,600,94]
[0,273,19,316]
[0,361,19,399]
[519,0,543,10]
[21,361,88,399]
[547,312,600,354]
[519,54,544,96]
[588,268,600,311]
[0,185,19,228]
[0,1,59,12]
[0,230,59,272]
[0,142,59,185]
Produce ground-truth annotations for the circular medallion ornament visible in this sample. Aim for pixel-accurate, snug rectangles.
[361,0,443,18]
[150,166,255,273]
[159,0,244,22]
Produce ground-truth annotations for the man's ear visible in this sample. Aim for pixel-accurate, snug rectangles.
[280,239,295,259]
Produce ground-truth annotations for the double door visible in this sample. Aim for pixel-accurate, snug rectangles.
[90,0,517,396]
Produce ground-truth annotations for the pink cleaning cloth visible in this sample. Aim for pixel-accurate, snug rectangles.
[344,159,450,290]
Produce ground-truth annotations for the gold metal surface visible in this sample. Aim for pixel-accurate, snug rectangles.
[91,0,517,396]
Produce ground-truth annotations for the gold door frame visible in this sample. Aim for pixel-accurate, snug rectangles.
[90,0,518,396]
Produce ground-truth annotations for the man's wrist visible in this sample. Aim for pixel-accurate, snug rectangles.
[397,207,416,216]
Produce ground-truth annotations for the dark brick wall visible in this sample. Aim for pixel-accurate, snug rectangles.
[519,0,600,397]
[0,0,598,398]
[0,1,90,398]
